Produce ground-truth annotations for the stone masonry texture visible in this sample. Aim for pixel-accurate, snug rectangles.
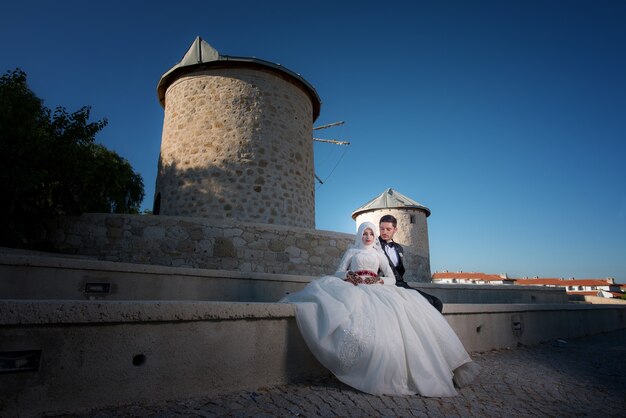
[155,67,316,228]
[48,212,433,282]
[48,214,352,277]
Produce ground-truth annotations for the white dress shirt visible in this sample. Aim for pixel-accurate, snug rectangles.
[384,242,400,267]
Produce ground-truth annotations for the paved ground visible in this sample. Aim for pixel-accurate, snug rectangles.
[54,330,626,418]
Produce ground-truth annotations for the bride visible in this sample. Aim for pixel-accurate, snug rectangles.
[281,221,479,397]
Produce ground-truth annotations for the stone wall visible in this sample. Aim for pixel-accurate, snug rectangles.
[48,214,353,276]
[155,67,316,228]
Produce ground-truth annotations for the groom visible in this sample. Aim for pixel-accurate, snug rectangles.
[378,215,444,313]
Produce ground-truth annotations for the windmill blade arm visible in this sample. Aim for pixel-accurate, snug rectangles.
[313,137,350,145]
[312,121,345,131]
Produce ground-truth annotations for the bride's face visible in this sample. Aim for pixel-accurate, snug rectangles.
[361,228,375,246]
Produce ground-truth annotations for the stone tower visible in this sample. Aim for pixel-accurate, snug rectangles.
[352,188,432,282]
[154,37,321,228]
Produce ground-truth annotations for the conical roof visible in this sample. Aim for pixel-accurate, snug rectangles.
[351,188,431,219]
[157,37,320,120]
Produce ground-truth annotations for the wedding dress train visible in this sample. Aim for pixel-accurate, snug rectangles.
[281,223,479,397]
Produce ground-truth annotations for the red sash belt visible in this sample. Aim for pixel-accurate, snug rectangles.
[355,270,378,278]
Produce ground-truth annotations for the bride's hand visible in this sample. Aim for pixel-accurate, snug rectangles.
[345,271,361,286]
[363,276,383,285]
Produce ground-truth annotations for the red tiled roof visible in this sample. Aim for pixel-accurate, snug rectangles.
[515,279,613,286]
[432,272,506,281]
[567,291,624,298]
[433,272,623,286]
[514,278,561,285]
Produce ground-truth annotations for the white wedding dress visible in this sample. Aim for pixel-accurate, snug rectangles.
[281,222,478,397]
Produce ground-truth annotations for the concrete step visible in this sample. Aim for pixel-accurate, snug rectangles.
[1,250,569,304]
[1,299,625,416]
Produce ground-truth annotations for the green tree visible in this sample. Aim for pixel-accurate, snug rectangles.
[0,68,144,247]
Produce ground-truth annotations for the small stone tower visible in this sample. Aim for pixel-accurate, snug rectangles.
[154,37,321,228]
[352,188,432,282]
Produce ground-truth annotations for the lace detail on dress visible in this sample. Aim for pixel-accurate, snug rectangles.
[338,309,374,371]
[350,251,379,272]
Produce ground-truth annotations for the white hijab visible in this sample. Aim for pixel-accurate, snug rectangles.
[355,221,386,257]
[354,221,378,250]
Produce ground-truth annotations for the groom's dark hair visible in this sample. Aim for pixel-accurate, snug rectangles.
[379,214,397,227]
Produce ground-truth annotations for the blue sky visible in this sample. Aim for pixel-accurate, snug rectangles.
[2,0,625,281]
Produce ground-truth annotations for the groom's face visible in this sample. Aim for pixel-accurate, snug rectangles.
[379,222,397,241]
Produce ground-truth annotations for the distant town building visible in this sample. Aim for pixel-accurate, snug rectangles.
[515,277,623,298]
[432,272,514,285]
[432,271,624,299]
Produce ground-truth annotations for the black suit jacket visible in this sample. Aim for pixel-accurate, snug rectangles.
[379,237,405,281]
[378,236,444,313]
